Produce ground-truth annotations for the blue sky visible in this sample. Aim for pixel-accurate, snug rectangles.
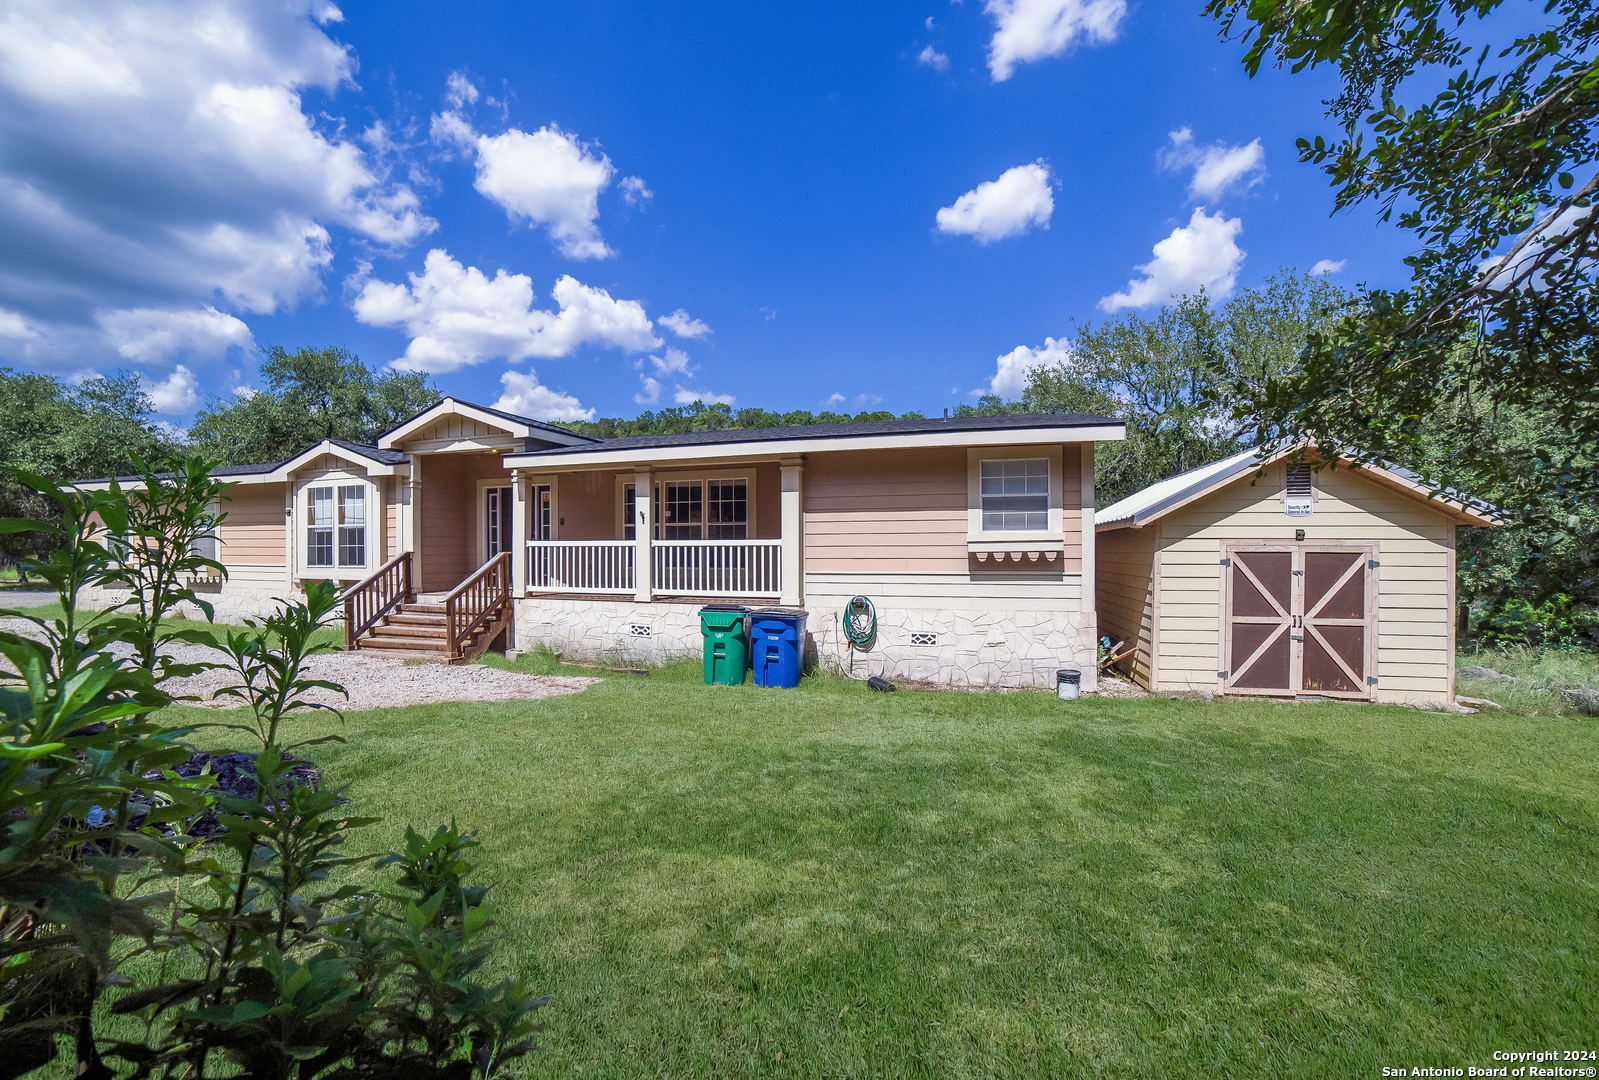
[0,0,1421,431]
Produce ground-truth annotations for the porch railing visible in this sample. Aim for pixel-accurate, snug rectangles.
[445,551,512,658]
[524,539,782,598]
[526,540,635,594]
[653,540,781,597]
[342,550,412,649]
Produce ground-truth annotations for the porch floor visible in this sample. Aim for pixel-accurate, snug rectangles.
[521,592,780,605]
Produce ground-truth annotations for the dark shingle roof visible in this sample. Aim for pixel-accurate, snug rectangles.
[514,412,1121,456]
[325,439,408,465]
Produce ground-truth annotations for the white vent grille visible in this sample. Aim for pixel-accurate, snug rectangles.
[910,631,938,647]
[1286,464,1313,497]
[629,624,652,637]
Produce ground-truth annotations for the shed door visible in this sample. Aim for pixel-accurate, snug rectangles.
[1221,543,1377,699]
[1300,548,1373,698]
[1223,547,1295,694]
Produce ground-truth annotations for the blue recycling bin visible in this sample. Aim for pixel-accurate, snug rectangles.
[749,607,808,688]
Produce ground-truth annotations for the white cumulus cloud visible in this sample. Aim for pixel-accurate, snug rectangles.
[918,45,951,72]
[1159,127,1266,201]
[432,107,620,260]
[658,308,710,339]
[673,386,735,406]
[936,161,1054,243]
[144,363,201,413]
[824,392,846,406]
[445,71,478,109]
[351,249,662,374]
[984,336,1072,398]
[619,175,652,208]
[1100,208,1245,311]
[635,376,661,406]
[493,369,593,423]
[98,306,253,363]
[649,347,694,376]
[1310,258,1346,276]
[0,0,436,369]
[984,0,1127,82]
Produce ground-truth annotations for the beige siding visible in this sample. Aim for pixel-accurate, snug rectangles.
[417,452,512,591]
[219,483,287,566]
[1151,464,1456,703]
[804,447,968,574]
[1095,524,1156,687]
[385,483,399,561]
[410,415,507,444]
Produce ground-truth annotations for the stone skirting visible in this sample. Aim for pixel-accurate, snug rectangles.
[513,596,1097,690]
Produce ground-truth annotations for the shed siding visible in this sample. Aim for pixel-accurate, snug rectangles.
[1151,463,1455,703]
[219,484,287,566]
[1095,524,1156,686]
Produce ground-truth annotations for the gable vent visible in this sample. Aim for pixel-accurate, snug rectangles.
[1286,464,1313,497]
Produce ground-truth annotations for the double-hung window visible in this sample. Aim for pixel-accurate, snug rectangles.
[662,481,703,539]
[305,484,366,570]
[980,459,1049,532]
[707,481,747,539]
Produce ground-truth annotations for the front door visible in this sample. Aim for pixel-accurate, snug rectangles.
[1221,543,1376,699]
[485,486,512,560]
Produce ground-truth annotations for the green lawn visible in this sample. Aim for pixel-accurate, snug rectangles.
[147,655,1599,1077]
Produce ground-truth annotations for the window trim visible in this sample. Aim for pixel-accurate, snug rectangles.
[295,470,376,579]
[966,445,1065,544]
[615,471,758,540]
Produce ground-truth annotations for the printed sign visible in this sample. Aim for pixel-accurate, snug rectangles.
[1284,495,1313,517]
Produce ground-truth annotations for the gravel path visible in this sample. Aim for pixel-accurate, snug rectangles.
[0,619,598,712]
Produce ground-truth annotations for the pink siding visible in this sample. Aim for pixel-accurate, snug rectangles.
[219,484,286,565]
[418,452,512,591]
[556,470,620,540]
[804,448,968,573]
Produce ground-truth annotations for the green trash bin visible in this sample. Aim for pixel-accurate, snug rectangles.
[699,605,749,686]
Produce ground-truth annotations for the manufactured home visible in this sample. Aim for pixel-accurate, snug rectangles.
[85,399,1125,690]
[1094,445,1498,706]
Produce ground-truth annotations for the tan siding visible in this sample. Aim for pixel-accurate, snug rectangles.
[219,484,287,566]
[1147,462,1457,702]
[385,485,399,561]
[804,448,968,574]
[552,470,621,540]
[418,452,512,591]
[1095,525,1156,687]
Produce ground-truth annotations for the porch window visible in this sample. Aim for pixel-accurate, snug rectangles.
[980,458,1049,531]
[662,481,702,539]
[306,487,334,566]
[305,484,366,569]
[707,481,747,539]
[337,485,366,567]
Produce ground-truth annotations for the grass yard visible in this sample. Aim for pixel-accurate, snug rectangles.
[147,654,1599,1077]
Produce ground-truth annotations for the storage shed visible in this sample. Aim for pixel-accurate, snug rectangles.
[1095,445,1498,705]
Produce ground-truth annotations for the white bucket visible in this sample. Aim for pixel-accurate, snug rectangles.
[1056,668,1081,701]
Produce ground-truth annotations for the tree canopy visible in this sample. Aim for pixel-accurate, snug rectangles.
[1204,0,1599,519]
[187,346,439,466]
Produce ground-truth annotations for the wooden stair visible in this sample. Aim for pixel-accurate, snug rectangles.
[343,551,514,665]
[357,602,511,663]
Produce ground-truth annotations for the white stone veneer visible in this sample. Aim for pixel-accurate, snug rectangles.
[513,596,1097,690]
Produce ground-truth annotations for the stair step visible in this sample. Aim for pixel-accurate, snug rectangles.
[400,603,445,614]
[371,625,448,639]
[359,635,448,651]
[384,614,449,628]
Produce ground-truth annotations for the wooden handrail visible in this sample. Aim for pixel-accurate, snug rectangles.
[444,551,511,658]
[343,550,413,649]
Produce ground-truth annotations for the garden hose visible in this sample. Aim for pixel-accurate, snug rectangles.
[844,595,877,649]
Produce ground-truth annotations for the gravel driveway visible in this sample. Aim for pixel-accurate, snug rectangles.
[0,619,598,712]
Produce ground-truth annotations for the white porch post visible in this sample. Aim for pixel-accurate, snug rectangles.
[511,470,528,595]
[780,460,803,607]
[407,454,422,590]
[1079,442,1097,692]
[633,468,653,602]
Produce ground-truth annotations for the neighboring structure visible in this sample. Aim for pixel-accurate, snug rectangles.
[1094,444,1499,706]
[84,399,1124,688]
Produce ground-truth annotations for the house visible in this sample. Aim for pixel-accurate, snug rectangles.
[1094,444,1499,705]
[84,398,1125,689]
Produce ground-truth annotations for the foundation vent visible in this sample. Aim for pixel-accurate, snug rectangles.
[629,624,652,638]
[910,632,938,647]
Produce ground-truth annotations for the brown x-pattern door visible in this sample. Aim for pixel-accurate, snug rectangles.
[1221,541,1377,700]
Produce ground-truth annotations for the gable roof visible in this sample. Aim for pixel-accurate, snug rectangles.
[1096,443,1501,530]
[506,412,1124,468]
[377,397,596,449]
